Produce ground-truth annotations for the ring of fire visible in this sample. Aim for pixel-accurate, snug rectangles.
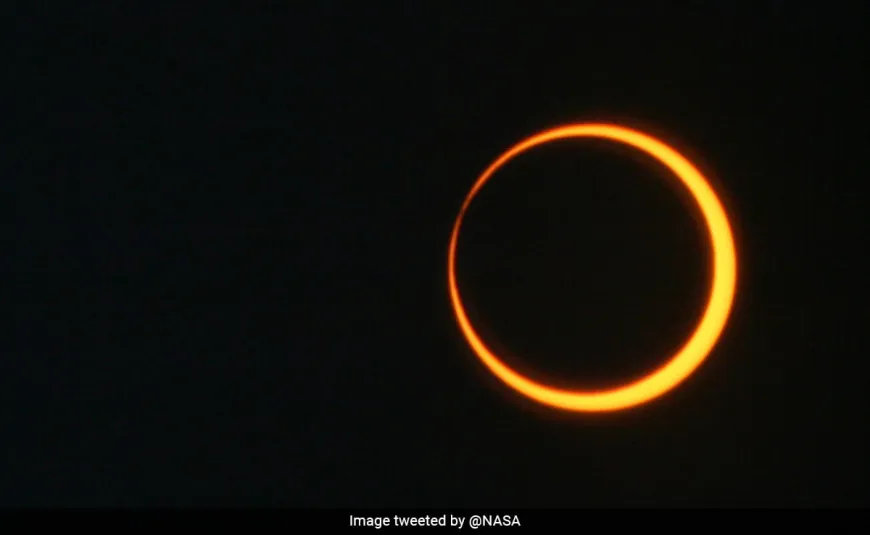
[447,123,738,412]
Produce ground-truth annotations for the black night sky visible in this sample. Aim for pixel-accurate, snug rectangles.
[7,4,868,507]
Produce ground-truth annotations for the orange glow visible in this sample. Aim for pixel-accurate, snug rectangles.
[448,123,737,412]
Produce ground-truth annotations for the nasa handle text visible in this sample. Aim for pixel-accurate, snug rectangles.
[349,513,521,529]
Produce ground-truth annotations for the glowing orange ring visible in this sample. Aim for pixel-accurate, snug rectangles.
[448,123,737,412]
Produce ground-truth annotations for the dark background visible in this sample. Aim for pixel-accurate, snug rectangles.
[6,4,868,507]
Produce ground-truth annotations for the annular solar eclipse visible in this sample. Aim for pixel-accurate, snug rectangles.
[448,123,738,412]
